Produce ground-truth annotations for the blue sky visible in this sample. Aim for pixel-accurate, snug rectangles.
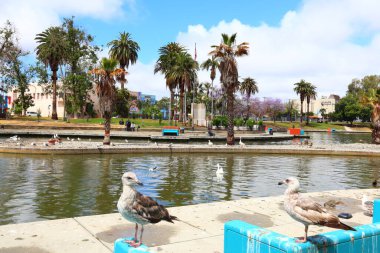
[1,0,380,100]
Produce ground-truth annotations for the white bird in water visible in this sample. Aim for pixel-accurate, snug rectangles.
[149,166,158,172]
[10,135,19,141]
[278,177,356,243]
[239,137,245,147]
[216,163,224,174]
[208,140,213,146]
[362,194,373,217]
[117,172,177,247]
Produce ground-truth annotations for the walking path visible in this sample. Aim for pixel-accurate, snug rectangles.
[0,188,376,253]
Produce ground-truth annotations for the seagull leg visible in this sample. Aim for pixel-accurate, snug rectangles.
[134,225,144,247]
[296,225,308,243]
[124,223,138,246]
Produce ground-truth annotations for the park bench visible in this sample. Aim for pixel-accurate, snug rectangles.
[162,126,180,136]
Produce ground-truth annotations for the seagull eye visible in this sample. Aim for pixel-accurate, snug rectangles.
[285,179,289,183]
[126,176,132,180]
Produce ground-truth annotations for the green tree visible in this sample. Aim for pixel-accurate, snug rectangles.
[167,51,198,122]
[154,42,186,123]
[114,88,130,117]
[240,77,258,120]
[319,108,327,122]
[360,88,380,144]
[90,58,124,145]
[334,94,361,125]
[108,32,139,90]
[209,33,249,145]
[35,26,68,120]
[201,56,219,116]
[293,79,310,125]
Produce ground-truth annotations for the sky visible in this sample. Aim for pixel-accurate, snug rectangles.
[1,0,380,101]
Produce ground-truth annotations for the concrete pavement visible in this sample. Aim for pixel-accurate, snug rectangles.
[0,188,377,253]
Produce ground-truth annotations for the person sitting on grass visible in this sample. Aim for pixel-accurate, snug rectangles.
[119,119,124,125]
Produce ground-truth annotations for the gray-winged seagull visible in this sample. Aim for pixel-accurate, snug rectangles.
[278,177,356,243]
[117,172,177,247]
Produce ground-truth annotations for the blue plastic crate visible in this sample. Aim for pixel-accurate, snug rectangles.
[114,237,150,253]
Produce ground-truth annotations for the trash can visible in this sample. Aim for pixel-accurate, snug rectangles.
[180,127,185,134]
[268,128,273,135]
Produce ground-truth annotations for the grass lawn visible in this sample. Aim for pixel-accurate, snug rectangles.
[67,118,172,128]
[266,121,347,130]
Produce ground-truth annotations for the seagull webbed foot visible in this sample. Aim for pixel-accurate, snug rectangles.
[295,237,307,243]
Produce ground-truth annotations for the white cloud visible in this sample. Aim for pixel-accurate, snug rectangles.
[0,0,128,51]
[175,0,380,101]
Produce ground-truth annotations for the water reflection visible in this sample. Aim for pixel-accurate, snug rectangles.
[0,152,379,225]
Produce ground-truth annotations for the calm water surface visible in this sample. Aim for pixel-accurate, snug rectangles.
[0,132,378,225]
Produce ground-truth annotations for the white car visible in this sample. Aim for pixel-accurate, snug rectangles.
[26,111,38,116]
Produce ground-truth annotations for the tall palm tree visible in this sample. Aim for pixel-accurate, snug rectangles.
[35,26,68,120]
[168,51,198,122]
[154,42,186,123]
[108,32,139,90]
[240,77,258,120]
[201,56,219,117]
[305,83,317,125]
[209,33,249,145]
[90,57,125,145]
[293,79,310,126]
[360,88,380,144]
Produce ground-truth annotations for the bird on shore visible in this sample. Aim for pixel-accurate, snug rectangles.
[278,177,356,243]
[117,172,177,247]
[362,194,373,217]
[10,135,19,141]
[125,139,129,143]
[216,163,224,174]
[67,137,70,141]
[77,137,81,141]
[43,142,49,147]
[372,179,378,187]
[31,142,36,146]
[239,137,246,147]
[155,142,158,147]
[208,140,213,146]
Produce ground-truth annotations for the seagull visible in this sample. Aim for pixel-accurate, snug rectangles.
[125,139,129,143]
[216,163,224,174]
[168,143,173,148]
[77,137,81,141]
[278,177,356,243]
[117,172,177,247]
[31,142,36,146]
[239,137,246,147]
[362,194,373,217]
[53,134,60,139]
[149,166,158,172]
[10,135,19,141]
[155,142,158,147]
[208,140,213,146]
[43,142,49,147]
[67,137,70,141]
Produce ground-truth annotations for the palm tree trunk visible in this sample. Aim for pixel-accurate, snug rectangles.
[306,101,310,125]
[246,95,250,120]
[103,111,111,145]
[226,86,235,145]
[51,70,58,120]
[300,100,304,125]
[372,104,380,144]
[179,87,184,122]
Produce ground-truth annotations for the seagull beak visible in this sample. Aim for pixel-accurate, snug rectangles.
[278,181,284,185]
[136,180,143,186]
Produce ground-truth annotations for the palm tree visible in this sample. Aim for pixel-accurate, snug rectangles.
[168,51,198,122]
[154,42,186,123]
[240,77,258,120]
[319,108,326,122]
[209,33,249,145]
[360,88,380,144]
[35,26,68,120]
[305,83,317,125]
[201,57,219,117]
[90,58,124,145]
[108,32,139,90]
[293,79,310,126]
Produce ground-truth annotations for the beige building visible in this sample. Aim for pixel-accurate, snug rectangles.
[292,94,340,115]
[8,83,65,117]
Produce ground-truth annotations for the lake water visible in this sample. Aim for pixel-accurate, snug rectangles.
[0,132,377,225]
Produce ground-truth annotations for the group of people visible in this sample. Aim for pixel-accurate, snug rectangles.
[119,119,138,131]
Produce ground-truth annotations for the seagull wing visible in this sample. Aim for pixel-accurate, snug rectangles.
[132,192,177,224]
[294,196,355,230]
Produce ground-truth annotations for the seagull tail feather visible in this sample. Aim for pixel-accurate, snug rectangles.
[167,215,179,223]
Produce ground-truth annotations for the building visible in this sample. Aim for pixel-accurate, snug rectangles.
[292,94,340,115]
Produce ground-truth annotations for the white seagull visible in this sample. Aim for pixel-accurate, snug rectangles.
[208,140,213,146]
[362,194,373,217]
[10,135,19,141]
[278,177,356,243]
[67,137,70,141]
[125,139,129,143]
[117,172,177,247]
[216,163,224,174]
[239,137,245,147]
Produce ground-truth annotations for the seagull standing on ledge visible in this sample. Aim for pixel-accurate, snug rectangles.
[208,140,213,146]
[239,137,245,147]
[278,177,356,243]
[117,172,177,247]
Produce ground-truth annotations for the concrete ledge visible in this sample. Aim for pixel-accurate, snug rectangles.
[224,199,380,253]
